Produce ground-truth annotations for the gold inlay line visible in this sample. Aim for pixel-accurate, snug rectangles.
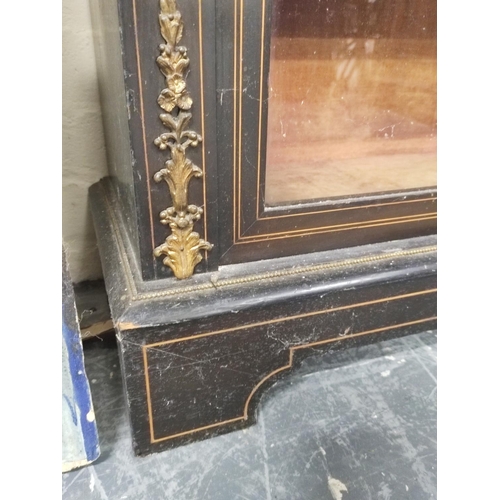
[145,289,436,348]
[151,417,245,443]
[198,0,209,249]
[131,0,156,255]
[145,314,437,443]
[142,345,155,441]
[234,215,437,245]
[236,212,437,241]
[232,0,238,242]
[237,0,244,239]
[255,0,266,218]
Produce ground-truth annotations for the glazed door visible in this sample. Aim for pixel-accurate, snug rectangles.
[215,0,437,265]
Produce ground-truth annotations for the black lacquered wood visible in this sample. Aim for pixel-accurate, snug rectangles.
[90,180,436,455]
[89,0,438,456]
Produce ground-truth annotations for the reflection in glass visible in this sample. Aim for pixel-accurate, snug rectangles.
[264,0,437,205]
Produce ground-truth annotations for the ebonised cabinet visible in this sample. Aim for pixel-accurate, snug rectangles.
[90,0,437,455]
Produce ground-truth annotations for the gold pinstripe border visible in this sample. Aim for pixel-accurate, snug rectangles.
[142,289,437,443]
[234,213,437,244]
[131,0,155,255]
[198,0,209,257]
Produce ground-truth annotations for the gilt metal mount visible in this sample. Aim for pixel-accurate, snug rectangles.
[153,0,212,279]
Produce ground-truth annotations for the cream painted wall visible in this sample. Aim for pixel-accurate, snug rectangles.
[62,0,107,282]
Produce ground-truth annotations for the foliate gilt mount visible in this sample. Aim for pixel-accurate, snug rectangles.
[153,0,212,279]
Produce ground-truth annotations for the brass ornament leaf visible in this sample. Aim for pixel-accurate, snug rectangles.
[159,0,183,46]
[153,0,212,279]
[154,227,212,280]
[154,145,202,210]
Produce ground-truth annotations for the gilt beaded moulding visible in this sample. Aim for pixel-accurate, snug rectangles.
[152,0,212,279]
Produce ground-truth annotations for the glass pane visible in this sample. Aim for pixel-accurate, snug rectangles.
[264,0,437,206]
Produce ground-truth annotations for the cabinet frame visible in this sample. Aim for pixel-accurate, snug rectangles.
[89,0,437,456]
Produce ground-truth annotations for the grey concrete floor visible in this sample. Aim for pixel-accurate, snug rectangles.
[62,330,437,499]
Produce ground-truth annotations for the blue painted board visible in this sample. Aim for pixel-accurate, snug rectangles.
[62,247,100,472]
